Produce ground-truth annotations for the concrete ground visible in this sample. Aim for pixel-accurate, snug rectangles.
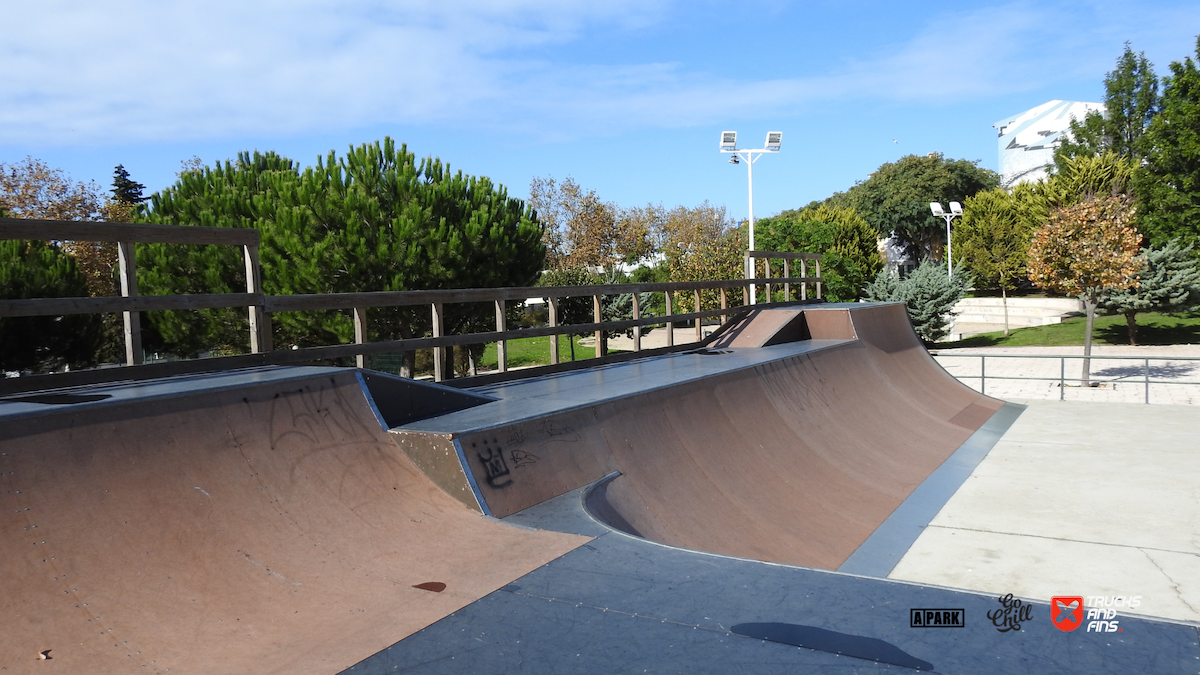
[890,399,1200,625]
[933,345,1200,405]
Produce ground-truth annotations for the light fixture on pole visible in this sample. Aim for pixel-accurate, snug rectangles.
[929,201,963,277]
[721,130,782,304]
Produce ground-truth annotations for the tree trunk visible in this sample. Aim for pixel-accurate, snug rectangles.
[1125,311,1139,346]
[1082,291,1097,387]
[1002,286,1010,337]
[467,347,478,377]
[569,336,576,361]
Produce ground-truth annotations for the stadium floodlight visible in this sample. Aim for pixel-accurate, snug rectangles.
[929,201,962,277]
[719,130,784,304]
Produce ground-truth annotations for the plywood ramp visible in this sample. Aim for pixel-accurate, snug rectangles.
[0,372,587,675]
[408,303,1002,570]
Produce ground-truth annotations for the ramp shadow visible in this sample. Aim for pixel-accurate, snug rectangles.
[730,622,934,671]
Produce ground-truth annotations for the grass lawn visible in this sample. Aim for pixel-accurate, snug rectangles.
[943,312,1200,348]
[478,334,599,369]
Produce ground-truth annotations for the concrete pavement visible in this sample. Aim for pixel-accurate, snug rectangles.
[889,399,1200,624]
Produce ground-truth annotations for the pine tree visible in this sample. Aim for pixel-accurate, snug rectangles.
[864,260,971,343]
[136,139,545,373]
[1100,239,1200,345]
[0,240,103,372]
[110,165,147,206]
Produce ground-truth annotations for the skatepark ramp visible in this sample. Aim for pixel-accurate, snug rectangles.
[1,301,1010,673]
[392,302,1005,570]
[0,369,588,674]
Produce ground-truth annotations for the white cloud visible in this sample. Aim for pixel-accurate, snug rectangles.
[1,0,1197,145]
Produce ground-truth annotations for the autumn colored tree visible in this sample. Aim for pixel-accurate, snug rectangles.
[659,202,745,310]
[1027,196,1141,384]
[952,189,1031,335]
[528,176,654,269]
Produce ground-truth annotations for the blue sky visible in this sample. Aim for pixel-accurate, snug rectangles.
[3,1,1198,221]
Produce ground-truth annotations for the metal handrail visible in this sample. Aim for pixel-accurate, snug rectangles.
[930,352,1200,404]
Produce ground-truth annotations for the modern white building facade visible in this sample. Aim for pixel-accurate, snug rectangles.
[992,100,1105,187]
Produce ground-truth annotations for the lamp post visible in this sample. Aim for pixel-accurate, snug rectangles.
[721,131,781,304]
[929,201,962,277]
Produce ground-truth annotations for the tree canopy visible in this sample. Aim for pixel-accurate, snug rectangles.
[137,138,545,366]
[1027,195,1141,383]
[1056,42,1159,165]
[952,189,1030,335]
[1100,239,1200,345]
[845,153,998,260]
[755,204,882,301]
[1134,36,1200,247]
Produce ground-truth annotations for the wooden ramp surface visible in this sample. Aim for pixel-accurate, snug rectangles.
[0,371,587,675]
[399,303,1003,570]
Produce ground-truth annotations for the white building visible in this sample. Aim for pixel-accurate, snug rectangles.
[992,100,1105,187]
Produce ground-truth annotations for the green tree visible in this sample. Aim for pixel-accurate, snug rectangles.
[756,203,882,301]
[1134,37,1200,247]
[110,165,147,207]
[137,139,545,375]
[1056,42,1159,164]
[952,189,1031,335]
[1099,239,1200,345]
[1027,195,1142,384]
[0,239,103,372]
[847,153,998,261]
[864,259,971,343]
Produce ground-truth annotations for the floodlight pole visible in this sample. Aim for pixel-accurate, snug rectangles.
[929,202,962,278]
[722,138,780,305]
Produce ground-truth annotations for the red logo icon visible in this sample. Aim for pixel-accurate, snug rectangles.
[1051,596,1084,632]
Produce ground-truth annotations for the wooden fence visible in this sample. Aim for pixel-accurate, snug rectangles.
[0,218,823,394]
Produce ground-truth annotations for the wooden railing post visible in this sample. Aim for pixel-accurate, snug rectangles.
[664,292,674,347]
[720,287,728,323]
[495,299,507,373]
[694,289,702,341]
[593,294,604,358]
[783,258,790,302]
[632,292,641,352]
[353,306,368,369]
[815,259,822,299]
[117,240,143,365]
[431,302,445,381]
[548,297,560,365]
[800,259,807,301]
[243,243,269,353]
[764,259,772,304]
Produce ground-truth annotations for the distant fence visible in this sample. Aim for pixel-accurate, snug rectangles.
[932,352,1200,405]
[1,218,822,394]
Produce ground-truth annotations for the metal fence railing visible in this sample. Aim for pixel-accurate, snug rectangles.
[930,352,1200,405]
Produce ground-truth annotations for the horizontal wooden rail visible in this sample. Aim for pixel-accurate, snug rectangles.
[0,218,260,246]
[0,293,265,318]
[745,250,822,260]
